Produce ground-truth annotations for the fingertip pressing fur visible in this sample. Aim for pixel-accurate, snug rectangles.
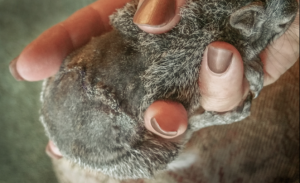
[40,0,298,179]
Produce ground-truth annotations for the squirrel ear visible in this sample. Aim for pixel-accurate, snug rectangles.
[230,2,266,37]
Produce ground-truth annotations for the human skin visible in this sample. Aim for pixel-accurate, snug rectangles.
[9,0,299,155]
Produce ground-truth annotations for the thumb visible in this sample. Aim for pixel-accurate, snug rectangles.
[199,42,250,112]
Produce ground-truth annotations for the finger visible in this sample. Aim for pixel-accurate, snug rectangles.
[199,42,250,112]
[144,101,188,139]
[11,0,130,81]
[45,141,62,160]
[261,11,299,86]
[133,0,186,34]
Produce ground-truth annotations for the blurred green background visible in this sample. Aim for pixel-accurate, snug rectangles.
[0,0,95,182]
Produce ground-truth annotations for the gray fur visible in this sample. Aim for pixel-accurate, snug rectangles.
[40,0,298,179]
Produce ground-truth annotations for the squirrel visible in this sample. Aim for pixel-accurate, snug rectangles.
[40,0,298,179]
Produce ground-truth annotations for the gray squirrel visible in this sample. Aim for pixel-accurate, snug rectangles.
[40,0,298,179]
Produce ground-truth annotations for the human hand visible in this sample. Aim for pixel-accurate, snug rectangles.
[140,0,299,138]
[10,0,299,155]
[9,0,131,81]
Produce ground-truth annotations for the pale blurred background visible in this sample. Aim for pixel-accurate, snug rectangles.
[0,0,95,182]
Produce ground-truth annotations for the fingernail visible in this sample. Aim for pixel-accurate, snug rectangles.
[133,0,176,27]
[46,141,62,160]
[207,46,233,74]
[151,118,178,137]
[9,56,24,81]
